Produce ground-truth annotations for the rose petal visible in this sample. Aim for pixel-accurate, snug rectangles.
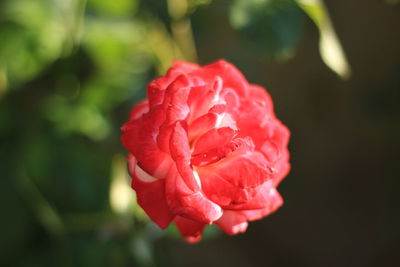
[237,103,289,151]
[236,101,290,185]
[241,188,283,221]
[192,127,236,155]
[148,64,197,107]
[236,101,273,147]
[129,155,174,229]
[174,215,206,243]
[188,112,219,141]
[195,169,255,207]
[201,148,272,189]
[197,168,278,211]
[166,122,223,223]
[272,148,290,187]
[121,106,171,178]
[187,76,224,122]
[203,60,249,97]
[266,120,290,148]
[220,88,240,112]
[157,75,191,153]
[169,122,200,192]
[215,210,248,235]
[248,85,274,114]
[188,106,237,142]
[129,100,149,121]
[223,180,274,210]
[166,164,222,224]
[162,75,191,122]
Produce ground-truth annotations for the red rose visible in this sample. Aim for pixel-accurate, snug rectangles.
[121,60,290,243]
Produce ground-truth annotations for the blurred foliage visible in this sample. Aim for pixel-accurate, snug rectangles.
[230,0,305,60]
[0,0,85,89]
[0,0,351,266]
[385,0,400,4]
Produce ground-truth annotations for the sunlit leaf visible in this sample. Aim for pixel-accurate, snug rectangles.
[296,0,351,79]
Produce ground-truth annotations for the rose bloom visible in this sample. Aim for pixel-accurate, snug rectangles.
[121,60,290,243]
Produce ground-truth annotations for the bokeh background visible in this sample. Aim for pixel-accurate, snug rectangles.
[1,0,399,266]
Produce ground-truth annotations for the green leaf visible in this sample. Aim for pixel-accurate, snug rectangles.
[296,0,351,79]
[230,0,305,60]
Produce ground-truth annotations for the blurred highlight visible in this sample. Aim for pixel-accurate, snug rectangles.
[296,0,351,79]
[110,154,135,215]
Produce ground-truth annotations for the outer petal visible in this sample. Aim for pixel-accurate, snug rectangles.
[165,122,223,223]
[259,120,291,184]
[165,164,223,224]
[237,99,289,153]
[129,100,149,121]
[174,215,206,243]
[241,188,284,221]
[188,105,237,142]
[201,149,272,189]
[236,100,274,148]
[202,60,249,97]
[236,99,290,184]
[186,77,223,122]
[128,155,174,229]
[215,210,248,235]
[121,106,171,178]
[194,136,273,210]
[274,149,290,185]
[169,122,199,192]
[196,170,277,211]
[196,168,256,208]
[147,63,198,107]
[191,127,238,167]
[157,75,191,153]
[222,180,274,210]
[192,127,236,155]
[166,123,223,223]
[248,85,274,114]
[265,148,290,186]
